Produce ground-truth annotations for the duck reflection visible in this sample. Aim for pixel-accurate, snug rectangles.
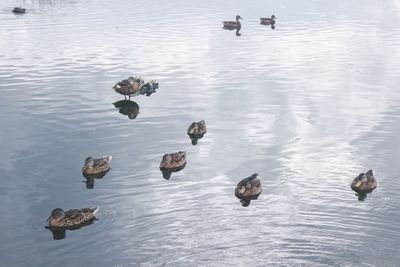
[113,100,140,119]
[45,218,97,240]
[260,23,275,30]
[235,28,241,36]
[83,170,109,189]
[223,27,241,36]
[355,193,368,201]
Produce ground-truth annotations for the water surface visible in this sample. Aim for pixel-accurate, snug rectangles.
[1,0,400,266]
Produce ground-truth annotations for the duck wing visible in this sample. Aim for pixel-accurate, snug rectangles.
[93,156,112,173]
[63,208,98,227]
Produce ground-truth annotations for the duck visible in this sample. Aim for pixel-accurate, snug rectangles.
[260,15,276,25]
[46,207,99,228]
[223,15,242,30]
[187,120,207,145]
[12,7,26,14]
[82,156,112,177]
[160,151,186,179]
[351,170,377,194]
[235,173,262,206]
[139,80,159,96]
[113,77,143,99]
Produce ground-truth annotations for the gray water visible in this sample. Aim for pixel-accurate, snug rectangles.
[1,0,400,266]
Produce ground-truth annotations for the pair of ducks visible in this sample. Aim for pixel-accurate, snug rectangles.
[113,76,159,100]
[159,120,207,179]
[47,121,207,228]
[47,156,112,228]
[223,14,277,29]
[233,169,378,207]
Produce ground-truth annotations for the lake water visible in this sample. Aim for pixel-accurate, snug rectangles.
[1,0,400,266]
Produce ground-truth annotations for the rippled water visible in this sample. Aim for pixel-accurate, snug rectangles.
[1,0,400,266]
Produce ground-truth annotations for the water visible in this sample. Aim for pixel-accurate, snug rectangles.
[1,0,400,266]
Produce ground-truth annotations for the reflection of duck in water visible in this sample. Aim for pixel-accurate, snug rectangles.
[82,156,112,176]
[351,170,377,198]
[223,15,242,30]
[235,173,262,206]
[187,120,207,145]
[160,151,186,180]
[12,7,26,14]
[113,77,143,99]
[113,100,140,119]
[46,207,99,240]
[83,170,109,189]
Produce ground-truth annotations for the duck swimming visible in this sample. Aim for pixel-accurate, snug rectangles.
[113,77,143,99]
[223,15,242,30]
[46,207,99,228]
[235,173,262,206]
[82,156,112,177]
[351,170,377,194]
[160,151,186,179]
[260,15,276,25]
[12,7,26,14]
[187,120,207,145]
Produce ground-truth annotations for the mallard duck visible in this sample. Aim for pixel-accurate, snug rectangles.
[12,7,26,14]
[187,120,207,145]
[235,173,262,206]
[113,100,140,119]
[260,15,276,25]
[223,15,242,30]
[113,77,143,99]
[139,80,159,96]
[160,151,186,179]
[82,156,112,177]
[351,170,377,194]
[46,207,99,228]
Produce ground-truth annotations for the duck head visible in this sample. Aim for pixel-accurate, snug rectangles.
[83,157,95,170]
[47,208,65,222]
[236,15,243,21]
[271,15,276,20]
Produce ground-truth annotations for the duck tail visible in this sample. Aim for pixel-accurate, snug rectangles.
[105,155,112,162]
[92,206,100,215]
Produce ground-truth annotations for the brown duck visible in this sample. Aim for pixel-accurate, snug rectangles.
[235,173,262,206]
[160,151,186,179]
[260,15,276,25]
[82,156,112,177]
[113,77,143,99]
[223,15,242,30]
[46,207,99,228]
[351,170,377,194]
[187,120,207,145]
